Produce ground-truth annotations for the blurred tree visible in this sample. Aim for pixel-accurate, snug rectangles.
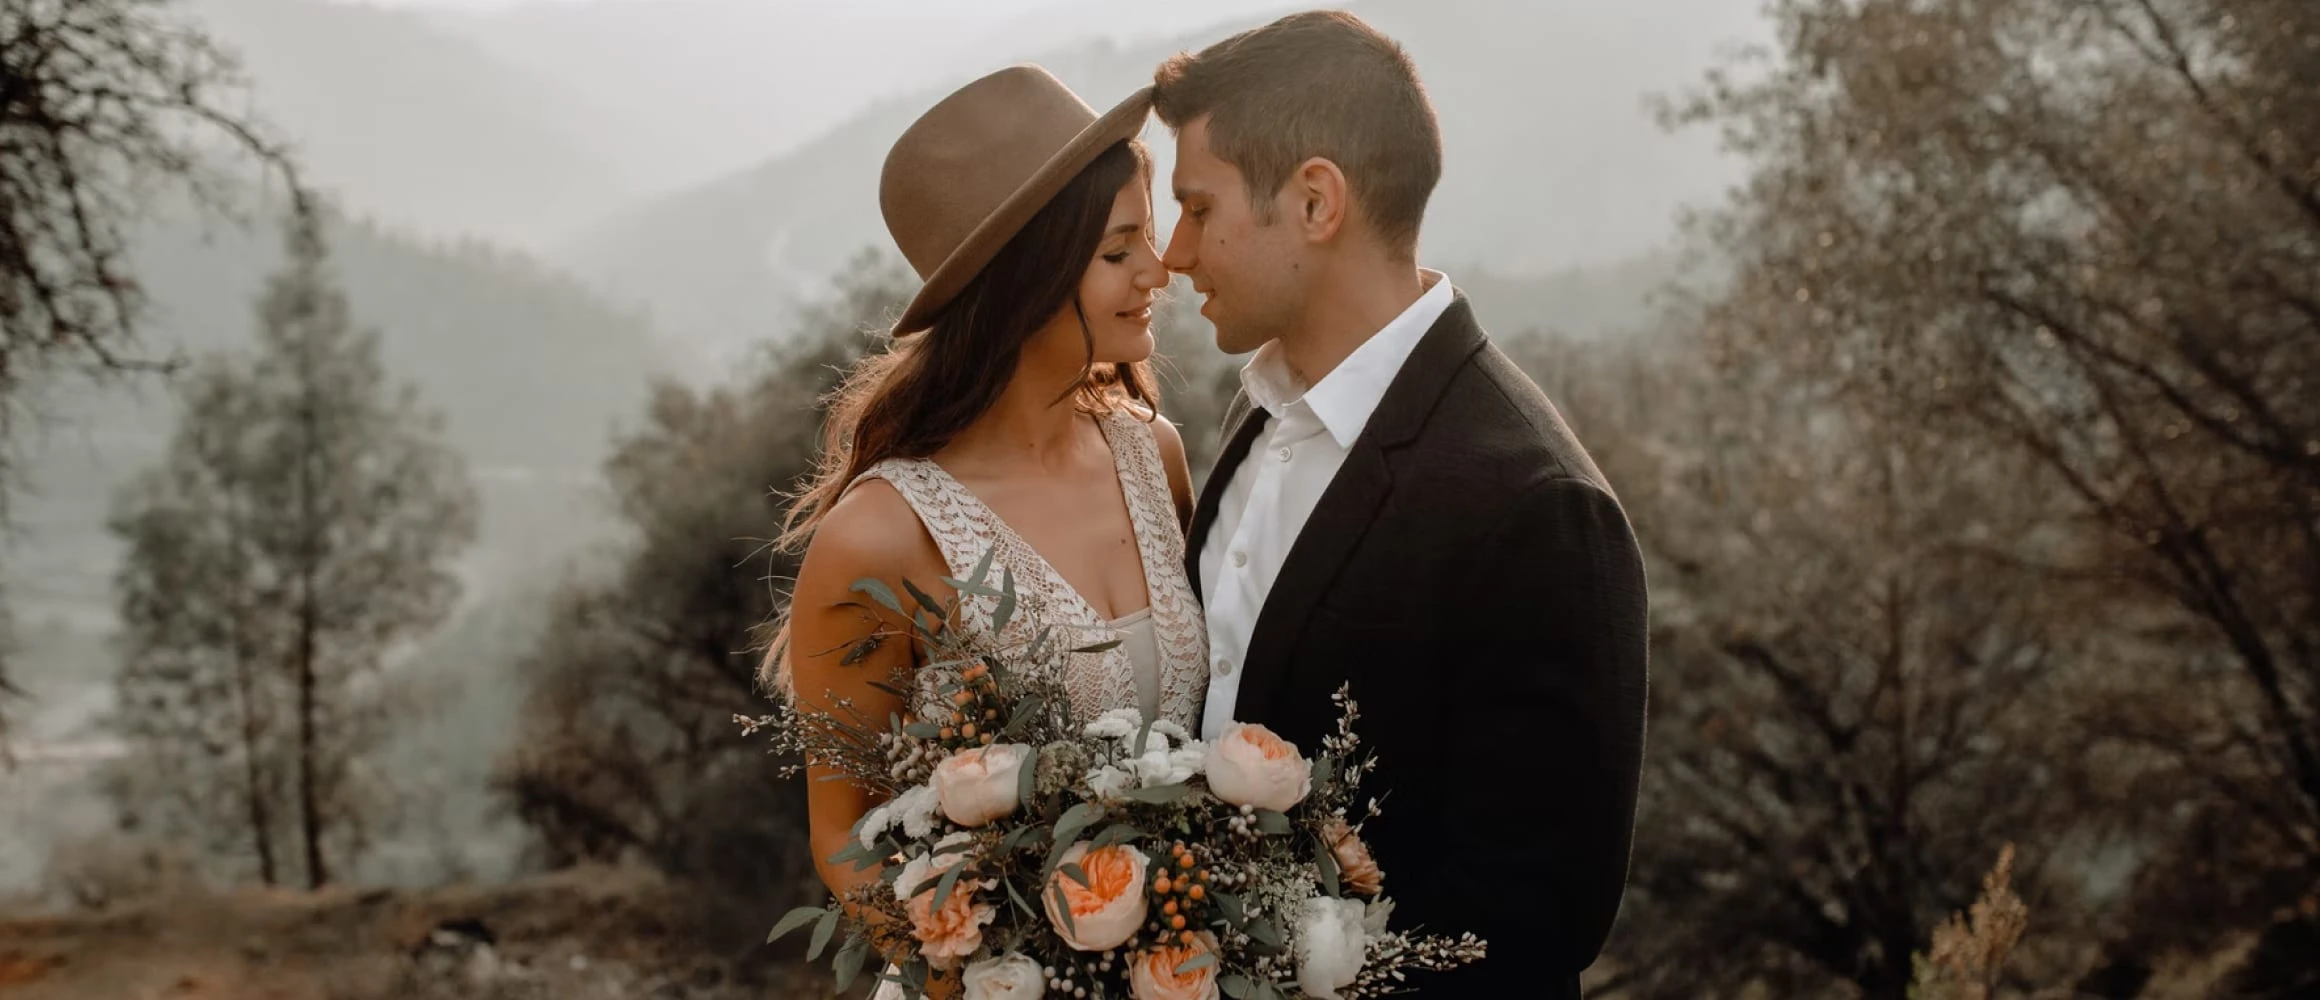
[107,214,476,889]
[1520,317,2114,998]
[1663,0,2320,987]
[495,251,911,959]
[0,0,298,736]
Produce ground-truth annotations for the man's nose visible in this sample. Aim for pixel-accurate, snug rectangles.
[1161,235,1194,274]
[1161,217,1196,273]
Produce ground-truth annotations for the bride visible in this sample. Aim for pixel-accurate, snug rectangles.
[765,66,1211,919]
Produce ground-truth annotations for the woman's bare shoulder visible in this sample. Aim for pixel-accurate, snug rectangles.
[795,478,943,603]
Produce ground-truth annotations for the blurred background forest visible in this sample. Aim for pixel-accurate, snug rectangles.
[0,0,2313,998]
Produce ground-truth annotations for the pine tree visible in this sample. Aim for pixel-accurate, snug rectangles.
[108,215,477,887]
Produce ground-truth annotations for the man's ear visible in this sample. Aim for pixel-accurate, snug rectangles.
[1291,157,1349,243]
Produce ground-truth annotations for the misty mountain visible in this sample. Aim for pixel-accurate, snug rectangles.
[555,0,1762,358]
[6,208,671,627]
[184,0,659,249]
[419,0,1308,188]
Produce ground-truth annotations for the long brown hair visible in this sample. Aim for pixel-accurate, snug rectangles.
[762,138,1160,691]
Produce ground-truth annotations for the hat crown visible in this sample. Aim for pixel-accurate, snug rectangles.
[880,66,1101,281]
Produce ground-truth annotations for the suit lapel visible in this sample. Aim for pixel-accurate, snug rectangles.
[1230,295,1489,726]
[1185,396,1269,603]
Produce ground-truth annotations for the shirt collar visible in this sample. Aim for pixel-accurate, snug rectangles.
[1238,269,1455,450]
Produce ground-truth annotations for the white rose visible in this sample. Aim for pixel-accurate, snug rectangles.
[933,744,1030,828]
[1294,896,1370,1000]
[961,951,1047,1000]
[1203,723,1311,813]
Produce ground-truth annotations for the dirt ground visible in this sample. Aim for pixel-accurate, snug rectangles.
[0,865,830,1000]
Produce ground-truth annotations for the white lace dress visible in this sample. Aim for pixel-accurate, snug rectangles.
[846,407,1210,730]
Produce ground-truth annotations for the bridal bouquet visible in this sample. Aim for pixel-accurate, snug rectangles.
[743,552,1484,999]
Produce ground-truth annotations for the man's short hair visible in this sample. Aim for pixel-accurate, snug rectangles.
[1153,10,1443,256]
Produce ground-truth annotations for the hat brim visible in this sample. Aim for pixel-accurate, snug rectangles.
[891,86,1155,335]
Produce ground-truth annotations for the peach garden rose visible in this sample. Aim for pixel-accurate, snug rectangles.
[1203,723,1311,813]
[1041,842,1150,952]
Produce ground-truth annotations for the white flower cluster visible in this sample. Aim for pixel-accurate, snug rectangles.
[1081,708,1208,800]
[856,783,942,850]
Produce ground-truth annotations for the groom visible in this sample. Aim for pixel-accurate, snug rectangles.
[1156,11,1650,998]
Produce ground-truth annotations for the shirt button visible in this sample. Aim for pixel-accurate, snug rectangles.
[1231,550,1248,568]
[1215,657,1235,677]
[1276,446,1294,462]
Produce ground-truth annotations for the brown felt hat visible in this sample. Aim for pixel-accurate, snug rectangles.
[880,65,1153,335]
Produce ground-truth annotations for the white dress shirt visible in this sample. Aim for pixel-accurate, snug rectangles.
[1197,269,1455,740]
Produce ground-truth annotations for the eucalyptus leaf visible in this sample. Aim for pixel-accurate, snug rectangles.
[1315,834,1342,898]
[1052,801,1107,850]
[1219,974,1256,1000]
[1247,916,1283,949]
[765,905,827,944]
[1091,822,1144,849]
[1006,875,1037,918]
[1060,861,1092,888]
[850,579,904,616]
[900,577,946,621]
[992,588,1018,635]
[1174,952,1219,975]
[1212,890,1246,926]
[833,934,869,991]
[1017,744,1041,805]
[1121,783,1193,805]
[1253,809,1292,836]
[930,864,965,911]
[806,909,840,960]
[1050,881,1079,937]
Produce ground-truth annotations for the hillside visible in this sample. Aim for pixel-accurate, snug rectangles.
[185,0,656,248]
[5,206,669,633]
[555,0,1762,356]
[0,865,828,1000]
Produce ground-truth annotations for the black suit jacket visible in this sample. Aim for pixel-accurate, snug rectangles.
[1186,293,1649,999]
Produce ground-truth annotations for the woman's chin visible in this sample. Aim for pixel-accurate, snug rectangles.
[1098,331,1157,365]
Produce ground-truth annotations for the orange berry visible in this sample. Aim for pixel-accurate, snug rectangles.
[939,727,955,740]
[1178,855,1194,870]
[1169,915,1186,931]
[1188,885,1205,901]
[1164,900,1179,916]
[1180,930,1196,946]
[961,723,978,739]
[1154,875,1172,894]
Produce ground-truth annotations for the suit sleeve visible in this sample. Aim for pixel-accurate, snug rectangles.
[1429,474,1650,982]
